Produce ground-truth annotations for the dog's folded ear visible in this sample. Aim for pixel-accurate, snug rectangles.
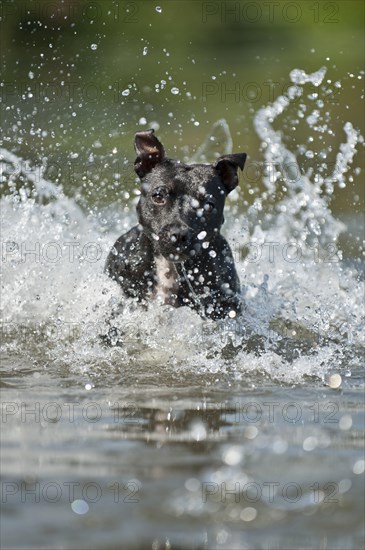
[214,153,247,193]
[134,129,165,178]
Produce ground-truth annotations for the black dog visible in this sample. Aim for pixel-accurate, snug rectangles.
[105,130,246,320]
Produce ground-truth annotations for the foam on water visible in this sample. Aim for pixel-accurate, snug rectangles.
[1,68,364,384]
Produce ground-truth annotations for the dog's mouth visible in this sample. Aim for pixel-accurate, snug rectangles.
[159,245,196,263]
[150,225,215,262]
[155,234,203,263]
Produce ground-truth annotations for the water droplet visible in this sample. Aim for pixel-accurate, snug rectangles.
[90,44,98,50]
[189,421,207,441]
[185,478,200,492]
[155,6,162,13]
[143,46,148,56]
[339,415,352,430]
[303,436,318,451]
[223,446,243,465]
[328,373,342,388]
[71,500,89,515]
[171,87,179,95]
[240,507,257,522]
[338,479,352,494]
[245,426,258,439]
[353,460,365,475]
[122,89,130,97]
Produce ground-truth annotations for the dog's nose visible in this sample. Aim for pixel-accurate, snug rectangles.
[167,226,189,247]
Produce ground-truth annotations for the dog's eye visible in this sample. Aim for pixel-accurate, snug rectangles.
[152,188,167,205]
[204,201,216,213]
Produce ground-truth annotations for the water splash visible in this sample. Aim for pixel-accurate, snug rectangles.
[290,66,327,87]
[0,147,63,200]
[253,66,362,247]
[189,119,233,163]
[0,68,364,383]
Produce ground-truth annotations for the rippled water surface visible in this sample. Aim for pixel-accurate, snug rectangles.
[1,68,364,549]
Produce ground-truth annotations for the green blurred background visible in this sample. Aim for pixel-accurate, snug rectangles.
[1,0,364,216]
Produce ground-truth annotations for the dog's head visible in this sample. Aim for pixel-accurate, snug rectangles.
[134,129,246,261]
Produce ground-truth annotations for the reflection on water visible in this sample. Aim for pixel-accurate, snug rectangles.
[1,68,364,548]
[1,362,364,550]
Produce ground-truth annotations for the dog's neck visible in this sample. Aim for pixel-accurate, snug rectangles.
[154,256,179,305]
[153,250,217,314]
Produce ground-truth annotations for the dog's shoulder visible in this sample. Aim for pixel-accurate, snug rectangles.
[105,226,153,280]
[111,225,142,252]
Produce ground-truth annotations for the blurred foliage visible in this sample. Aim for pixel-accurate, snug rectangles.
[0,0,364,215]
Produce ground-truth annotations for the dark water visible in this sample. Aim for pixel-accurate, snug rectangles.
[1,352,364,549]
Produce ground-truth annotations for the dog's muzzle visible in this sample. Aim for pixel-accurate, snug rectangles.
[158,224,196,261]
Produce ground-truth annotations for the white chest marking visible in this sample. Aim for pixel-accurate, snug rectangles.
[154,256,179,304]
